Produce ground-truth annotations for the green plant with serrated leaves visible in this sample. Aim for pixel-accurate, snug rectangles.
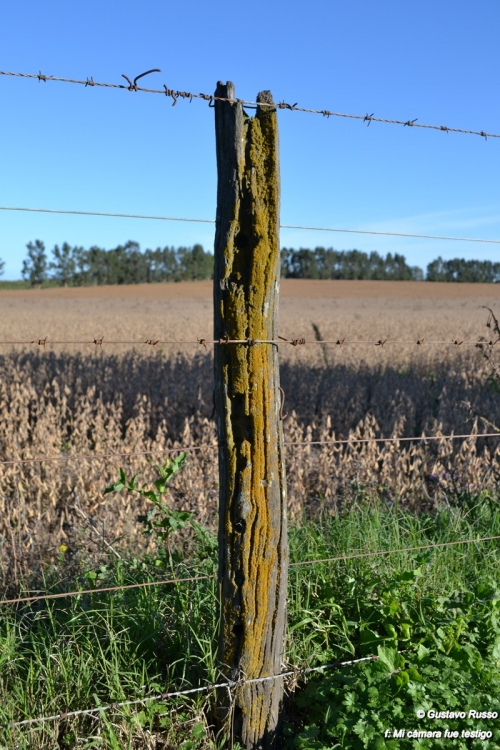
[104,452,192,558]
[285,568,500,749]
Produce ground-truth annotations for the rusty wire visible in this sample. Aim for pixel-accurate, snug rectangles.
[1,432,499,467]
[1,533,499,609]
[0,336,499,347]
[10,653,380,728]
[1,68,499,140]
[2,205,500,245]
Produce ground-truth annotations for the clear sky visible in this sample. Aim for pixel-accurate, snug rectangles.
[0,0,499,279]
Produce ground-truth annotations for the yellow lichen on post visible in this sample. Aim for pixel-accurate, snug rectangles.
[213,83,288,748]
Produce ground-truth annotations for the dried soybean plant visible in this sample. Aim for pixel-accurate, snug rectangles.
[1,326,500,582]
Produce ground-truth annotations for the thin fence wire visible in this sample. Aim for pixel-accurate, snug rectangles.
[1,431,499,466]
[0,444,214,466]
[2,205,500,245]
[288,534,500,568]
[10,653,379,728]
[0,574,214,606]
[2,533,499,608]
[1,68,499,140]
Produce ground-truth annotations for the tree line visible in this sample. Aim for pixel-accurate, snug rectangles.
[425,256,500,283]
[280,248,500,282]
[17,240,214,287]
[280,247,424,280]
[0,240,499,286]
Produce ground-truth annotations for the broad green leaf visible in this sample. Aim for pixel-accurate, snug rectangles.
[416,644,430,661]
[377,646,404,673]
[191,723,205,740]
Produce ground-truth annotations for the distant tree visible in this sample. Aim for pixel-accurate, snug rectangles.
[279,247,423,281]
[338,249,371,279]
[426,257,500,283]
[0,257,4,277]
[177,244,213,281]
[315,247,341,279]
[280,248,292,277]
[49,242,76,286]
[71,246,89,285]
[22,240,48,288]
[287,248,319,279]
[426,256,446,281]
[383,252,423,281]
[159,246,180,281]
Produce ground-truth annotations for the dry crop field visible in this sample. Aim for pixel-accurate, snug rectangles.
[1,279,500,584]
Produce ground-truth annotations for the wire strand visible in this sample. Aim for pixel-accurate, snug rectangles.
[1,69,498,140]
[10,653,379,728]
[0,444,216,466]
[1,432,498,466]
[288,534,500,568]
[1,205,500,245]
[0,574,213,606]
[1,533,498,608]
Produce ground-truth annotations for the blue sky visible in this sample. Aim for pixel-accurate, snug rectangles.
[0,0,499,279]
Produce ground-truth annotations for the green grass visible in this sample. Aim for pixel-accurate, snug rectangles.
[0,280,31,290]
[1,492,500,748]
[0,280,62,290]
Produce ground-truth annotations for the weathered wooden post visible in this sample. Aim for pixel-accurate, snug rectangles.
[213,81,288,749]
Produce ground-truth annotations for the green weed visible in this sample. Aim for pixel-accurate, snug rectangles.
[1,490,500,747]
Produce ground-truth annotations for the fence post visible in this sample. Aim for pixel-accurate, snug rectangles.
[213,81,288,749]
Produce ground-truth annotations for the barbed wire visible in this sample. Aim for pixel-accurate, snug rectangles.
[10,653,379,728]
[1,68,499,141]
[0,336,499,348]
[2,533,499,608]
[1,205,500,245]
[1,431,499,467]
